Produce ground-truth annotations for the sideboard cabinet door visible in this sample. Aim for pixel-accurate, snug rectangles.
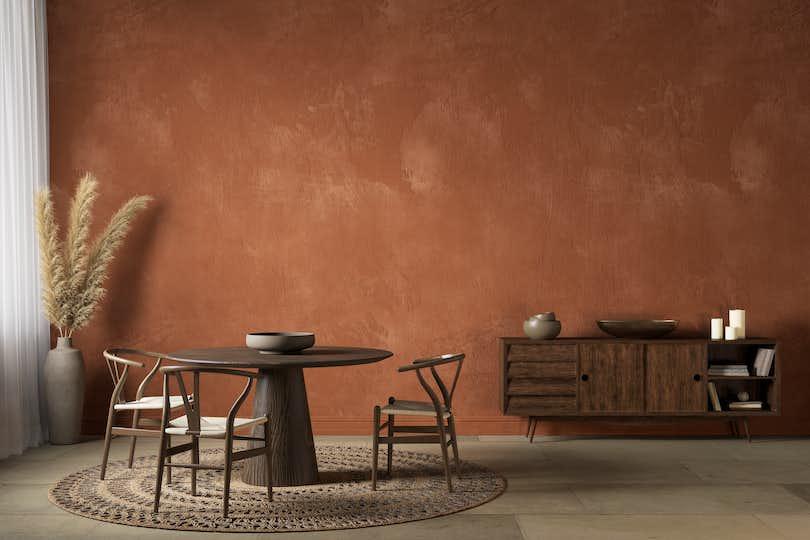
[578,343,644,413]
[645,343,706,413]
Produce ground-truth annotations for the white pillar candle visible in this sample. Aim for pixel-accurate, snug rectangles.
[725,325,738,340]
[711,318,724,340]
[729,309,746,339]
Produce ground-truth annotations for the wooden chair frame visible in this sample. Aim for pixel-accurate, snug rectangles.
[372,353,464,492]
[153,366,272,518]
[100,348,184,480]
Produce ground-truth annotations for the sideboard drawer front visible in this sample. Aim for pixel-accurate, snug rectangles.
[508,344,577,362]
[508,361,576,379]
[507,378,576,396]
[506,395,577,415]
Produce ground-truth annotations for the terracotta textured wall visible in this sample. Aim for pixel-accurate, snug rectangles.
[47,0,810,435]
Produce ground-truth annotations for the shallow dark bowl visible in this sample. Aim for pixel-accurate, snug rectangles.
[596,320,678,339]
[246,332,315,354]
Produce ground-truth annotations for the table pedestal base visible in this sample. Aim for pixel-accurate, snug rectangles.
[241,367,318,486]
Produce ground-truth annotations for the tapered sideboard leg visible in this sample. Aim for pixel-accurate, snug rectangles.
[529,417,540,444]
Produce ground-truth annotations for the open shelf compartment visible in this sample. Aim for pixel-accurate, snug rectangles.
[706,341,778,414]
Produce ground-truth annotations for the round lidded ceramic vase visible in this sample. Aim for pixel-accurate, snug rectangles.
[523,318,562,340]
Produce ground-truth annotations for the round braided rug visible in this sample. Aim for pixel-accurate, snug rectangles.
[49,445,505,532]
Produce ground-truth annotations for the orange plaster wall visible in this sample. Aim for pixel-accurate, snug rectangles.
[47,0,810,436]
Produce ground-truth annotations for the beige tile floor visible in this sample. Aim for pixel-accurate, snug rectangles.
[2,435,810,539]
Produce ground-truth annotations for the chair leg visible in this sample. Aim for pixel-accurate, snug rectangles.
[166,435,172,484]
[526,416,533,438]
[436,414,453,492]
[153,429,168,513]
[264,421,273,503]
[529,417,538,443]
[223,434,234,518]
[371,405,380,490]
[386,414,394,477]
[191,436,199,496]
[448,415,461,476]
[100,406,116,480]
[127,410,140,468]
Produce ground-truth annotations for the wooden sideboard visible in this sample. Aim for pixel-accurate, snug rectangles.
[500,338,779,441]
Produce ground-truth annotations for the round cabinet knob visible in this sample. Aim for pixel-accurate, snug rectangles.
[693,374,701,381]
[581,374,589,382]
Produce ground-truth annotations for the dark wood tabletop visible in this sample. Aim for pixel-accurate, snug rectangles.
[166,346,393,369]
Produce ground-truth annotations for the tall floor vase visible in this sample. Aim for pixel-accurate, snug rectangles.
[43,337,85,444]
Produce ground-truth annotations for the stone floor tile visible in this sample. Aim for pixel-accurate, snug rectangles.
[683,459,810,484]
[0,483,63,514]
[754,513,810,540]
[1,514,99,539]
[783,484,810,504]
[516,514,784,540]
[572,483,810,514]
[467,483,585,514]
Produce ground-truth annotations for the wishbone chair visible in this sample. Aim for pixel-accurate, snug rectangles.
[100,348,191,480]
[153,365,272,518]
[371,353,465,492]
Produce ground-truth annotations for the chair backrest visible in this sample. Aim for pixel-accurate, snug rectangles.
[103,348,166,406]
[158,365,260,434]
[398,353,465,412]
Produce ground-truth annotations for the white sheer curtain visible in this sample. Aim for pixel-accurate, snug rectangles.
[0,0,50,458]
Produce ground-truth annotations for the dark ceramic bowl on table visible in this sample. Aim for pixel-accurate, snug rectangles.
[596,320,678,339]
[246,332,315,354]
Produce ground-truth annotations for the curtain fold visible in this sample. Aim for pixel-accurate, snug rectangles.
[0,0,50,458]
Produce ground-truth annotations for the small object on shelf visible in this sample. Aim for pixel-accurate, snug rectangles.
[737,391,750,402]
[729,309,746,339]
[753,349,767,374]
[729,401,763,410]
[708,364,749,376]
[753,348,775,376]
[596,319,678,338]
[724,325,738,340]
[245,332,315,354]
[761,350,775,376]
[710,318,724,340]
[531,312,556,321]
[707,382,722,411]
[523,314,561,340]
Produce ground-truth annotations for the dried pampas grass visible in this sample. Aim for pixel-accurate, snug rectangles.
[35,189,70,329]
[35,173,151,337]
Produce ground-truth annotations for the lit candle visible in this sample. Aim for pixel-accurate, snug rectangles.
[711,318,724,340]
[729,309,746,339]
[725,326,738,340]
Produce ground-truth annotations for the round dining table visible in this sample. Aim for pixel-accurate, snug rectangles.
[167,346,392,486]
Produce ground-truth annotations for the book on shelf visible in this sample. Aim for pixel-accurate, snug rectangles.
[753,349,767,374]
[729,401,763,410]
[707,382,722,411]
[708,364,749,376]
[753,348,775,376]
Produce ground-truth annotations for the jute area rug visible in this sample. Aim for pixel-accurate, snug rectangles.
[49,444,506,532]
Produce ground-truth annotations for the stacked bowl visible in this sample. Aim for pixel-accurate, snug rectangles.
[523,312,561,340]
